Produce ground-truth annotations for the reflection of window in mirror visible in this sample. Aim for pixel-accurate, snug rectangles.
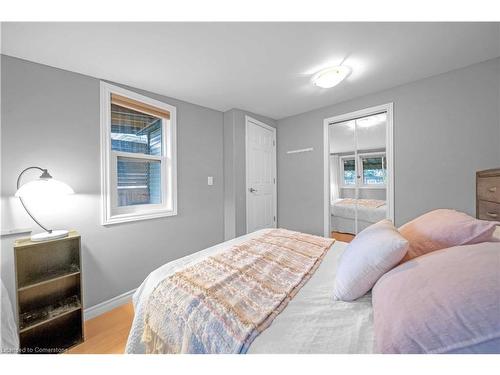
[341,157,356,186]
[361,154,386,186]
[339,152,386,188]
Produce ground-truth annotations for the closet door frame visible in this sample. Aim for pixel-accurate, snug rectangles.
[323,103,394,238]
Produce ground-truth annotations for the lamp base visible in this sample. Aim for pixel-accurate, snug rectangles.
[31,230,69,242]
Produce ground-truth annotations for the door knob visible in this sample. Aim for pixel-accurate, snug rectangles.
[249,188,257,193]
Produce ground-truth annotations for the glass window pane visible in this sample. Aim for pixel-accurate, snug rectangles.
[111,104,163,156]
[343,159,356,185]
[117,157,161,206]
[362,156,386,185]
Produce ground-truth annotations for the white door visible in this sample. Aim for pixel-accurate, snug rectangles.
[246,117,277,233]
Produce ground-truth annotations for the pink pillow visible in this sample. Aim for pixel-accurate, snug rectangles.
[373,242,500,353]
[399,209,497,262]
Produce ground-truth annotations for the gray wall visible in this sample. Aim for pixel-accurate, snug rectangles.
[1,55,225,309]
[277,57,500,235]
[223,109,276,239]
[223,110,236,240]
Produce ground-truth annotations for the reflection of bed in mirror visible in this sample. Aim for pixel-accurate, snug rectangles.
[331,198,386,234]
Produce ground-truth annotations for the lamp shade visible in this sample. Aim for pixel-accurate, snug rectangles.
[15,178,74,199]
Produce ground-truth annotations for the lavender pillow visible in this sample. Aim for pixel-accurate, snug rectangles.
[333,219,409,301]
[399,209,497,262]
[373,242,500,353]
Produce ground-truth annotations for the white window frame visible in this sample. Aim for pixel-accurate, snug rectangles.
[100,82,177,225]
[339,151,387,189]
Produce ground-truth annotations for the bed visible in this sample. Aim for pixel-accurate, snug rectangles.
[331,198,386,234]
[1,279,19,354]
[125,229,374,354]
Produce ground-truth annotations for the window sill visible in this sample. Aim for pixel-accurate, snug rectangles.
[102,209,178,226]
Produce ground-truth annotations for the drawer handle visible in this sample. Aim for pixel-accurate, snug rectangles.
[486,212,498,218]
[488,187,497,193]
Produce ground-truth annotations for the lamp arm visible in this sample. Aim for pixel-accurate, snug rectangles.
[16,166,52,234]
[16,166,47,190]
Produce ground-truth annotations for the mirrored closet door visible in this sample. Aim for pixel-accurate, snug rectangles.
[328,109,390,236]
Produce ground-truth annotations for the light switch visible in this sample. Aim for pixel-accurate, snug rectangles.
[207,176,214,186]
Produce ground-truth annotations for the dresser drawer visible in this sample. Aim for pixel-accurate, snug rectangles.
[477,200,500,221]
[477,177,500,203]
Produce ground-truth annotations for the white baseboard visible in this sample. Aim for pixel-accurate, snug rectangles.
[84,288,136,321]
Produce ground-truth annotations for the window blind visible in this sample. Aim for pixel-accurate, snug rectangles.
[362,157,384,170]
[117,157,161,206]
[343,159,356,171]
[111,93,170,119]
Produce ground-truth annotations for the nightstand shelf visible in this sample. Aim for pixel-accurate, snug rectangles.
[14,230,84,354]
[19,295,82,332]
[18,269,80,292]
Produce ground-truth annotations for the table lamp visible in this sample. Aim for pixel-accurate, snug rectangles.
[15,166,74,242]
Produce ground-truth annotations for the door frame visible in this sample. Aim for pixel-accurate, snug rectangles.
[245,115,277,233]
[322,103,394,237]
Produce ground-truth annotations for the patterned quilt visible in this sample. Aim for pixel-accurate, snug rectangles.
[142,229,334,353]
[338,198,386,209]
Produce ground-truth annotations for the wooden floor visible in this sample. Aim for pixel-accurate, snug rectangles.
[331,231,354,243]
[67,302,134,354]
[67,231,353,354]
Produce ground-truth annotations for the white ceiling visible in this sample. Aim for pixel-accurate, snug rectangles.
[2,22,499,119]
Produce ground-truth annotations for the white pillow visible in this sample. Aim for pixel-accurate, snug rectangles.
[333,219,409,301]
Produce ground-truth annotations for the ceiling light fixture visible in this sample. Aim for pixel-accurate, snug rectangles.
[312,65,351,88]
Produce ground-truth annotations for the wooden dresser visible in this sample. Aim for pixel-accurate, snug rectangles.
[14,231,84,354]
[476,169,500,221]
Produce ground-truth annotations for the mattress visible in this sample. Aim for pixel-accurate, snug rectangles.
[331,199,387,223]
[331,199,387,234]
[125,229,374,354]
[331,216,375,235]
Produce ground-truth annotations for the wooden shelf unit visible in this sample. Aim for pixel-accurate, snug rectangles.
[476,168,500,221]
[14,230,84,354]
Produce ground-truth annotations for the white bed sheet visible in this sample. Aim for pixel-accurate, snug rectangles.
[1,279,19,354]
[125,229,374,354]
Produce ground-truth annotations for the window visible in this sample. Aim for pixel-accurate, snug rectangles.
[100,82,177,224]
[341,158,356,185]
[340,153,386,188]
[361,155,386,185]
